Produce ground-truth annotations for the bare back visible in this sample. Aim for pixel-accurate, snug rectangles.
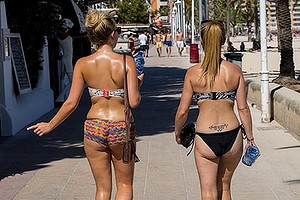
[77,49,138,121]
[187,60,246,133]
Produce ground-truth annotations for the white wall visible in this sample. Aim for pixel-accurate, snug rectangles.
[0,37,54,136]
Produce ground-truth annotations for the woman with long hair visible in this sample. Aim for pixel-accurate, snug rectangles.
[28,9,143,200]
[175,20,258,199]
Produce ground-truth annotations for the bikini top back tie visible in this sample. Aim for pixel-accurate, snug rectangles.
[88,87,124,98]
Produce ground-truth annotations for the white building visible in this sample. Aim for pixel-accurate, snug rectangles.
[267,0,300,33]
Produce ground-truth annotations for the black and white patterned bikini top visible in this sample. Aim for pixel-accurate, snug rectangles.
[193,90,236,102]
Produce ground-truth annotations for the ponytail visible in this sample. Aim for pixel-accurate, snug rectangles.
[200,20,226,88]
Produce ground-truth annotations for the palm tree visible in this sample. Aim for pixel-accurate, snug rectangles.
[208,0,215,19]
[184,0,199,32]
[273,0,298,84]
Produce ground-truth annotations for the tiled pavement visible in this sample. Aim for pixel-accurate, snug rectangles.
[0,44,300,200]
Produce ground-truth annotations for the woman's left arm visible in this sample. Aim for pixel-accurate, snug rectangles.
[175,69,193,144]
[27,59,85,136]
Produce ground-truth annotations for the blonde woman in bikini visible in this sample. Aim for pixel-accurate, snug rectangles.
[28,10,144,200]
[175,20,258,199]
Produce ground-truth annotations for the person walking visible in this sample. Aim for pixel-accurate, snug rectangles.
[145,31,150,57]
[155,31,163,57]
[138,31,148,57]
[165,29,173,57]
[27,9,144,200]
[56,18,74,102]
[176,29,184,57]
[128,33,136,52]
[57,19,74,83]
[174,20,258,199]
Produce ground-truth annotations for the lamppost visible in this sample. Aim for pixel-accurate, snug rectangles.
[190,0,199,63]
[182,0,186,38]
[191,0,195,43]
[174,0,181,33]
[172,6,177,40]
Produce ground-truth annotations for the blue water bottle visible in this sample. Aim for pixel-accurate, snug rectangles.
[242,145,260,166]
[133,51,144,76]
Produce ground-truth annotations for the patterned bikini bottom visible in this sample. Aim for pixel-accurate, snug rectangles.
[84,118,136,147]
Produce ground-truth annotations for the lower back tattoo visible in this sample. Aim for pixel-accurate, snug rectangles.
[209,124,228,132]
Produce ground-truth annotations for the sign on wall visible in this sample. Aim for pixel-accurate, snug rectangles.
[1,29,10,60]
[10,33,31,94]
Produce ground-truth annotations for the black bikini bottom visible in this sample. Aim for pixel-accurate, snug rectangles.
[196,126,241,157]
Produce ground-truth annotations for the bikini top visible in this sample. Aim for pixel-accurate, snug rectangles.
[193,90,236,102]
[88,87,124,98]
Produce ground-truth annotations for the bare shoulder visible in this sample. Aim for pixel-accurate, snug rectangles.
[222,60,242,74]
[74,56,90,68]
[186,63,201,77]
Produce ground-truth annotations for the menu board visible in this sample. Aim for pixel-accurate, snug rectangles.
[10,33,31,94]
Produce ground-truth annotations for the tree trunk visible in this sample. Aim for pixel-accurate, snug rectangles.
[253,0,259,39]
[226,0,231,41]
[274,0,295,79]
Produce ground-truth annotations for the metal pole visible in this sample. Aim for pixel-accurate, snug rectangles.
[180,0,184,38]
[172,10,176,41]
[199,0,203,58]
[205,0,208,19]
[199,0,202,29]
[175,1,180,33]
[182,0,186,38]
[226,0,231,41]
[170,0,173,37]
[259,0,270,123]
[175,8,178,32]
[191,0,195,43]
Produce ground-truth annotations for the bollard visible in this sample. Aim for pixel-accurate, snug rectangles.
[190,43,199,63]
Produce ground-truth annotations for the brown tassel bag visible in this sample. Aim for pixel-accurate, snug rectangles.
[122,54,140,164]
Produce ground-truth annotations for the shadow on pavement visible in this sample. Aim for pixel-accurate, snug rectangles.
[134,66,198,136]
[0,90,90,180]
[0,66,198,180]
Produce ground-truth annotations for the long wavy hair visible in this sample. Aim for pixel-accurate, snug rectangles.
[200,20,226,88]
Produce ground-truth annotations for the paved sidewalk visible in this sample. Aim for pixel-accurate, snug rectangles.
[0,45,300,200]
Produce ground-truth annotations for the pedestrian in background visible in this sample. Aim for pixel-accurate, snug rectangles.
[227,41,236,52]
[28,9,144,200]
[175,20,258,199]
[176,29,184,57]
[240,42,245,52]
[138,31,148,57]
[145,31,150,57]
[165,29,173,57]
[128,33,135,52]
[155,31,163,57]
[57,18,74,83]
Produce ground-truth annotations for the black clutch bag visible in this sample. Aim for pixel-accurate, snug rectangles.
[180,123,196,155]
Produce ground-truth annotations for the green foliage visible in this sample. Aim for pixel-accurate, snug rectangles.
[116,0,149,24]
[186,0,256,27]
[159,6,170,16]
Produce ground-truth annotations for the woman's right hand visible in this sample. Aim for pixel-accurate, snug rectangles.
[27,122,52,137]
[175,132,181,144]
[245,140,259,153]
[137,73,144,87]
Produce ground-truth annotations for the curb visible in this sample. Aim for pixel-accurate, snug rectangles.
[246,78,300,141]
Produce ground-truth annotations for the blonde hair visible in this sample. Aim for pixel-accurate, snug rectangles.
[200,20,226,88]
[85,9,116,46]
